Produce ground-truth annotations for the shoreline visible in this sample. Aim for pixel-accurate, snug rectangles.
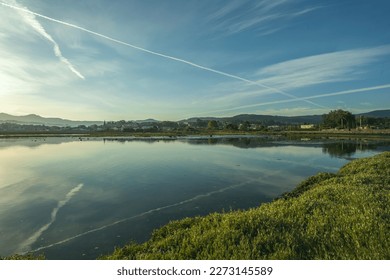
[1,129,389,140]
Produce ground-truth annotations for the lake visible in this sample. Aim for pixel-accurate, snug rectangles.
[0,136,388,259]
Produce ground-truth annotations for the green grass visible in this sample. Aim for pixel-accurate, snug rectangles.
[0,254,45,260]
[102,152,390,260]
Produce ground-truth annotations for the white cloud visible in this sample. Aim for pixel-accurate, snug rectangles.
[205,45,390,106]
[0,52,39,95]
[203,84,390,115]
[3,0,84,79]
[1,0,325,110]
[252,107,327,117]
[254,45,390,90]
[0,44,77,92]
[207,0,320,36]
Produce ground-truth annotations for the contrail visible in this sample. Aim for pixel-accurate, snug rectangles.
[0,1,324,108]
[17,183,84,254]
[200,84,390,114]
[26,180,254,253]
[3,0,84,79]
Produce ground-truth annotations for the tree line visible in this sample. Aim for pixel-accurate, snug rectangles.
[0,110,388,133]
[322,109,389,129]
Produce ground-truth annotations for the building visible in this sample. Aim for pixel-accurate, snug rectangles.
[300,124,315,129]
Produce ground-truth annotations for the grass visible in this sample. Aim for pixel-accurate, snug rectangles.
[102,152,390,260]
[0,254,45,260]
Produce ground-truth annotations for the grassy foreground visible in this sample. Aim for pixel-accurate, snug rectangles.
[102,152,390,260]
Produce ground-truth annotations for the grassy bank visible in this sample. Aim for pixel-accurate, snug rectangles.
[102,152,390,260]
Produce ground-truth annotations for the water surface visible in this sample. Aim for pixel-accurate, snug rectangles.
[0,136,388,259]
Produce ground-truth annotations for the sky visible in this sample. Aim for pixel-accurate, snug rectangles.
[0,0,389,121]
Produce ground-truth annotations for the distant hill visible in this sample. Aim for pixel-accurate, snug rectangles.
[0,113,102,127]
[358,110,390,118]
[135,118,160,123]
[183,110,390,125]
[1,110,388,128]
[229,114,323,124]
[184,114,323,125]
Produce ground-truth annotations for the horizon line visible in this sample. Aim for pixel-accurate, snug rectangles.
[1,108,389,123]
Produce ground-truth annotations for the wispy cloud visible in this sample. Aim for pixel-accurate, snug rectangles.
[0,43,84,113]
[207,0,320,36]
[255,45,390,90]
[17,183,84,254]
[0,48,39,95]
[0,1,324,109]
[208,45,390,105]
[4,0,84,79]
[202,84,390,114]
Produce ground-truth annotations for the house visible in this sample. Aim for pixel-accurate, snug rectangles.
[267,125,281,130]
[300,124,315,129]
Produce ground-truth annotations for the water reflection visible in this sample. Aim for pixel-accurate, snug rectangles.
[321,140,388,158]
[0,137,388,259]
[1,136,389,153]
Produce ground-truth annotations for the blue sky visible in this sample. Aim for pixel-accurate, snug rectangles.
[0,0,389,121]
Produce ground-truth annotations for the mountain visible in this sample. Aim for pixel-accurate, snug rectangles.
[184,114,323,125]
[358,110,390,118]
[1,110,388,128]
[0,113,103,127]
[229,114,323,124]
[135,118,160,123]
[183,110,390,125]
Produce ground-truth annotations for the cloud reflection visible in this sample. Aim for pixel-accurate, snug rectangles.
[27,180,255,253]
[17,183,83,254]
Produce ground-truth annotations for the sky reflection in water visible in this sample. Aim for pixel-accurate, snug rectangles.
[0,137,387,259]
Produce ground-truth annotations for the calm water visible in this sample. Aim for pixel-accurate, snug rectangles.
[0,136,388,259]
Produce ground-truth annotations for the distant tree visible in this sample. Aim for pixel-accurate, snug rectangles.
[160,121,179,129]
[323,110,355,129]
[207,120,218,130]
[360,116,390,129]
[225,123,238,130]
[239,121,250,131]
[196,119,208,128]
